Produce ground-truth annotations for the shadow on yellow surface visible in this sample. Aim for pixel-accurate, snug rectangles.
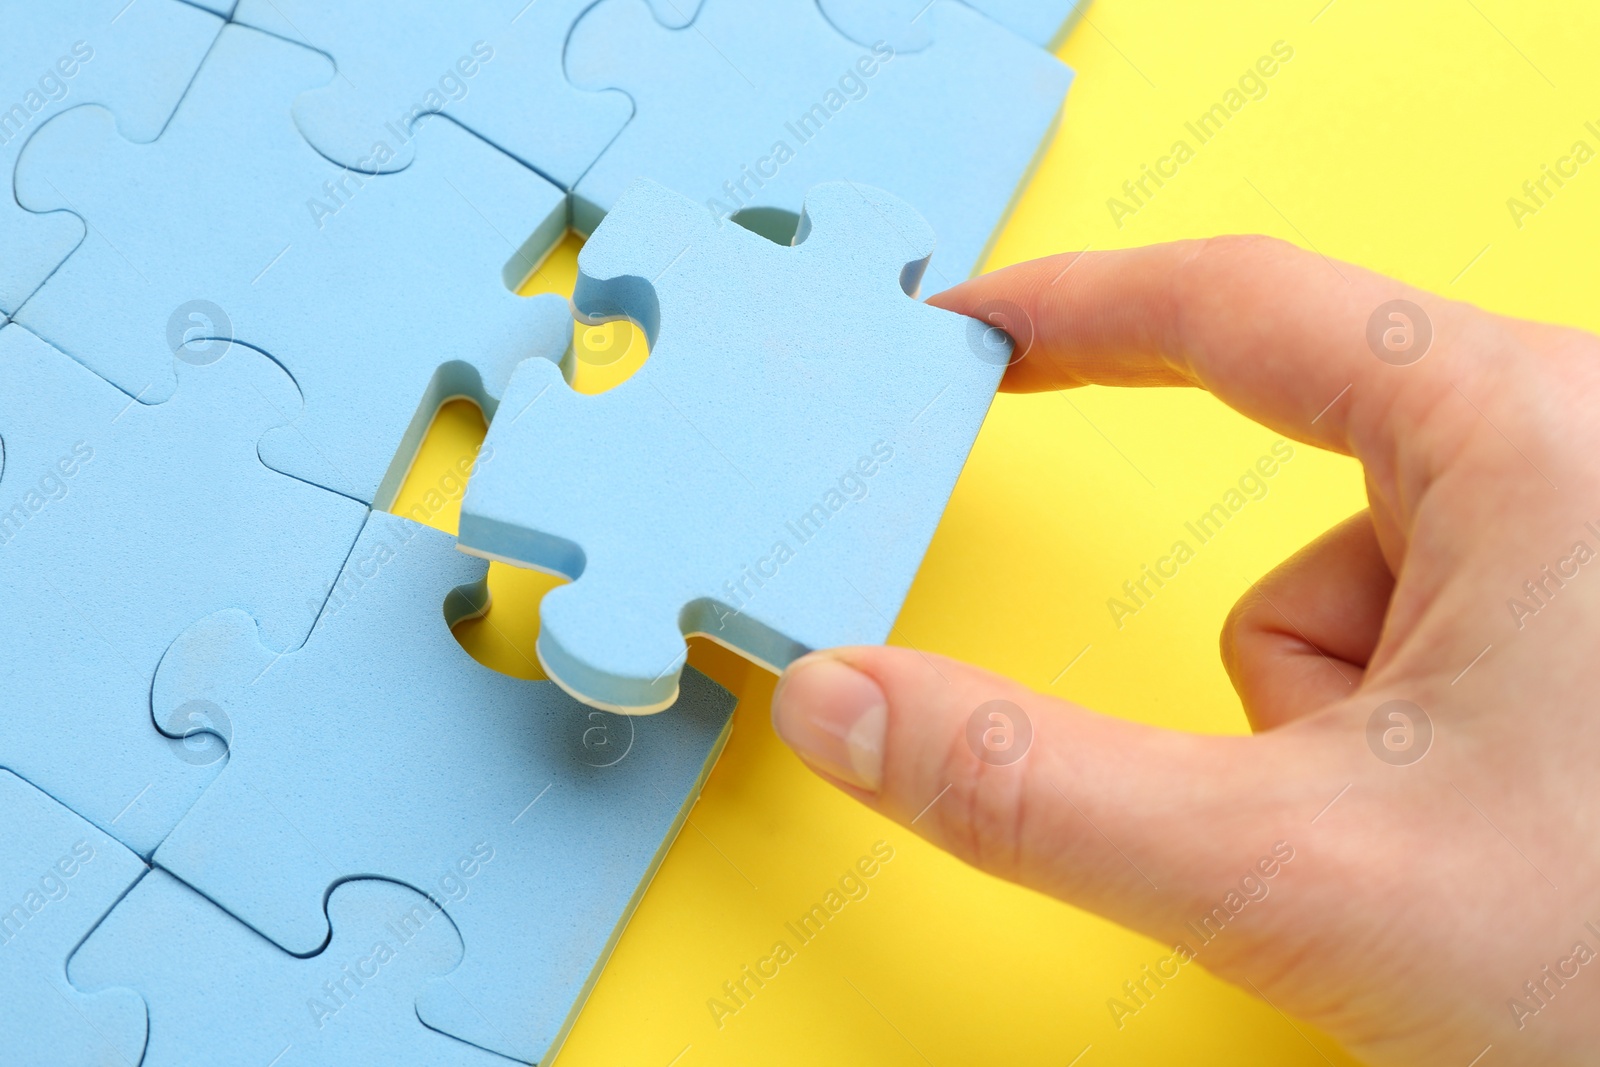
[392,1,1600,1061]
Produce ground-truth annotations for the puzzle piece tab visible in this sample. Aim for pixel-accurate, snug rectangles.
[818,0,1086,52]
[150,510,736,1063]
[0,324,367,856]
[0,768,148,1067]
[71,873,506,1066]
[234,0,703,191]
[458,179,1006,712]
[566,0,1071,295]
[14,25,571,506]
[0,0,220,315]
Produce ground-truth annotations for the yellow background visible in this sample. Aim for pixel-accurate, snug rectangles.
[394,1,1600,1062]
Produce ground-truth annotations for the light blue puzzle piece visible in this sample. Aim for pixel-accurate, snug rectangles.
[0,768,148,1066]
[817,0,1086,52]
[458,180,1006,712]
[150,510,736,1063]
[234,0,703,191]
[177,0,236,15]
[72,873,508,1066]
[14,25,572,507]
[0,0,220,315]
[0,324,367,856]
[566,0,1071,296]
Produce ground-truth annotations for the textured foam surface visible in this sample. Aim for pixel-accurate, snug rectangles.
[233,0,702,190]
[0,768,148,1067]
[458,179,1006,711]
[0,324,366,856]
[14,25,571,506]
[150,510,736,1062]
[71,873,508,1066]
[0,0,220,315]
[567,0,1071,295]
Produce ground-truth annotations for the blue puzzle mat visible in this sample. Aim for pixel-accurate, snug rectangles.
[0,323,366,856]
[232,0,703,191]
[13,25,572,508]
[0,1,220,316]
[0,0,1073,1059]
[72,873,513,1066]
[566,0,1071,295]
[0,768,148,1067]
[149,511,736,1062]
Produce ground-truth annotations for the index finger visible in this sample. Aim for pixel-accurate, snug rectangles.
[929,235,1480,461]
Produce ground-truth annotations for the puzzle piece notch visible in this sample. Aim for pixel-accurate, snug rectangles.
[71,872,510,1066]
[0,768,148,1067]
[233,0,703,190]
[0,0,221,315]
[459,179,1006,712]
[566,0,1071,296]
[0,323,368,856]
[14,24,572,506]
[151,510,736,1062]
[816,0,1086,52]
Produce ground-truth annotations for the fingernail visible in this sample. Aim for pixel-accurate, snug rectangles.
[771,655,887,792]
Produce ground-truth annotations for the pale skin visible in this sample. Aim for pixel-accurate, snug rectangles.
[769,236,1600,1065]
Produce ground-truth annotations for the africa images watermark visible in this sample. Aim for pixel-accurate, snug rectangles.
[305,41,496,229]
[1106,440,1296,629]
[1107,841,1296,1029]
[0,441,94,549]
[1505,522,1600,631]
[1106,40,1295,229]
[307,842,495,1029]
[0,839,97,948]
[0,40,94,147]
[1505,118,1600,231]
[1507,921,1600,1031]
[705,42,896,225]
[704,440,896,635]
[706,840,896,1030]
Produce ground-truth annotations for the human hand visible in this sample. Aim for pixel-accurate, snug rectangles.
[770,236,1600,1065]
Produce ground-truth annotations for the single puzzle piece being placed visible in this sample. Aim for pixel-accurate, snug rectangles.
[0,0,221,315]
[0,768,148,1066]
[818,0,1086,52]
[14,25,572,507]
[151,510,736,1064]
[71,873,508,1066]
[0,324,367,857]
[458,180,1007,712]
[234,0,703,191]
[566,0,1071,296]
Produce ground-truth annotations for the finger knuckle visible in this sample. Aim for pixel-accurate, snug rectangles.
[928,728,1032,881]
[1219,587,1268,675]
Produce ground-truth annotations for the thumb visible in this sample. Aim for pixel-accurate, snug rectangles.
[770,646,1334,944]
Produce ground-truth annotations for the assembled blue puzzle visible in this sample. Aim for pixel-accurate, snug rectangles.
[0,0,220,316]
[566,0,1071,295]
[0,0,1082,1057]
[13,25,572,506]
[0,768,148,1067]
[0,323,366,856]
[458,179,1008,712]
[72,873,510,1066]
[232,0,705,191]
[150,511,736,1063]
